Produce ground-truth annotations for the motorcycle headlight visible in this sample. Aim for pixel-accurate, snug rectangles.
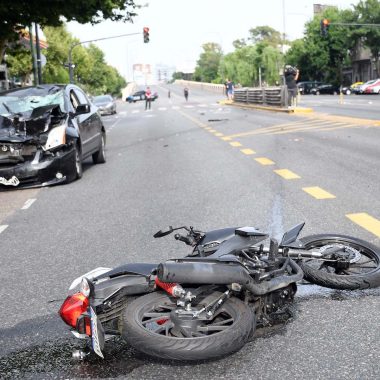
[44,125,66,151]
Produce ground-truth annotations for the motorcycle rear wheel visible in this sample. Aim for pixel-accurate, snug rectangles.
[298,234,380,290]
[121,291,255,361]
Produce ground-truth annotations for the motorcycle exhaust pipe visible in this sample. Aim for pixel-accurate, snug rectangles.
[157,260,303,296]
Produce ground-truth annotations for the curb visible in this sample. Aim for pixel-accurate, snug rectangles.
[219,100,314,114]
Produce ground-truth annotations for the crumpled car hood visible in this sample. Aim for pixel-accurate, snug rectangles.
[0,104,65,143]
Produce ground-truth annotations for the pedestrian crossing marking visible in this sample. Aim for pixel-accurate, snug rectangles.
[209,129,217,133]
[132,110,140,114]
[302,187,336,199]
[158,107,167,111]
[222,137,232,141]
[274,169,300,180]
[214,133,224,137]
[240,148,256,155]
[255,157,275,165]
[230,141,242,147]
[346,213,380,238]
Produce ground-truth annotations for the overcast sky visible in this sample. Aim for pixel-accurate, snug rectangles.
[67,0,359,80]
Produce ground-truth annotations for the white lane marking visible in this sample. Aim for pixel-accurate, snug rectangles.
[108,118,121,129]
[0,225,8,234]
[144,114,155,118]
[132,110,140,114]
[172,106,180,110]
[119,111,127,115]
[184,105,194,108]
[21,198,37,210]
[158,107,167,111]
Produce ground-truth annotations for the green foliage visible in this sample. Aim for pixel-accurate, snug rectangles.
[285,6,356,84]
[354,0,380,75]
[6,45,33,84]
[0,0,138,59]
[248,26,283,47]
[38,25,126,96]
[193,43,223,82]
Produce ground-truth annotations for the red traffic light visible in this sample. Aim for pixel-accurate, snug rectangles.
[143,27,150,43]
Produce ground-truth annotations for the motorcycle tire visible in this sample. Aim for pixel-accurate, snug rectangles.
[298,234,380,290]
[121,291,255,361]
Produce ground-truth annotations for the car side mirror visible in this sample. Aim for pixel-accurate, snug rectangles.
[75,104,90,116]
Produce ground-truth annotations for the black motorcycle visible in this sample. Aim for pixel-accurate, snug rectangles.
[59,223,380,361]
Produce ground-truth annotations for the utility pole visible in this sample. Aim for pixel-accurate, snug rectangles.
[34,23,42,85]
[68,32,141,83]
[29,23,38,85]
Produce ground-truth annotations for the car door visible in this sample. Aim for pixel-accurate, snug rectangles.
[71,87,100,156]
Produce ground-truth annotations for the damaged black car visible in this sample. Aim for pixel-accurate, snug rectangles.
[0,84,106,189]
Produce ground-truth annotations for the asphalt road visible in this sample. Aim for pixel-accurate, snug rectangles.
[0,85,379,379]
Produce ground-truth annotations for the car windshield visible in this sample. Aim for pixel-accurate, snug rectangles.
[93,95,112,104]
[0,85,65,117]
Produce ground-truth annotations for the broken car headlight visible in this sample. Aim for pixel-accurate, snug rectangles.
[44,125,66,151]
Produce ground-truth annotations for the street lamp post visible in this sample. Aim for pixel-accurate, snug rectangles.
[68,32,141,83]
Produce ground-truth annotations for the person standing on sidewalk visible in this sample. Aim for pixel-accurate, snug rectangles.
[145,86,152,110]
[284,65,299,107]
[226,79,234,101]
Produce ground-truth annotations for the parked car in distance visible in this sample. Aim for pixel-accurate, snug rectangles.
[355,79,378,94]
[310,84,340,95]
[343,81,363,95]
[126,90,158,103]
[0,84,106,189]
[93,94,116,115]
[363,79,380,94]
[297,81,324,95]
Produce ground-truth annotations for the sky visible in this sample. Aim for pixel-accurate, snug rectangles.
[66,0,360,80]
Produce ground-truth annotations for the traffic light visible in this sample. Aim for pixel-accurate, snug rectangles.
[320,19,330,37]
[143,27,150,43]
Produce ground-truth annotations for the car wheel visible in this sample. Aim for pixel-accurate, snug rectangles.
[92,132,106,164]
[346,89,351,95]
[316,91,320,95]
[333,91,338,95]
[67,143,83,183]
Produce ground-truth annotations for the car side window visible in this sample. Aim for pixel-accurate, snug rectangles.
[74,89,89,105]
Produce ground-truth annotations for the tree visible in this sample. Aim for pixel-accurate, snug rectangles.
[248,26,283,47]
[193,43,223,83]
[6,46,33,85]
[354,0,380,77]
[285,7,356,84]
[0,0,138,60]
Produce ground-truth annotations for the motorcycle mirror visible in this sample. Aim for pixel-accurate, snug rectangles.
[153,226,174,238]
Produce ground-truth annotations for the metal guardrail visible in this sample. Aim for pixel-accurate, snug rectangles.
[234,86,288,108]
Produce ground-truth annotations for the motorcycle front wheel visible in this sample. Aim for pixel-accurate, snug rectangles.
[121,291,255,361]
[298,234,380,290]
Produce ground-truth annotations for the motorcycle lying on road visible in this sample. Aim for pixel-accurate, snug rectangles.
[59,222,380,361]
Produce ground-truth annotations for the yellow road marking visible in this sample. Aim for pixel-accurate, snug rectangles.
[230,141,242,147]
[255,157,275,165]
[222,136,232,141]
[270,121,348,135]
[346,213,380,238]
[176,109,207,128]
[240,148,256,155]
[205,127,212,130]
[302,187,336,199]
[209,129,217,132]
[214,133,224,137]
[274,169,300,179]
[224,119,318,139]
